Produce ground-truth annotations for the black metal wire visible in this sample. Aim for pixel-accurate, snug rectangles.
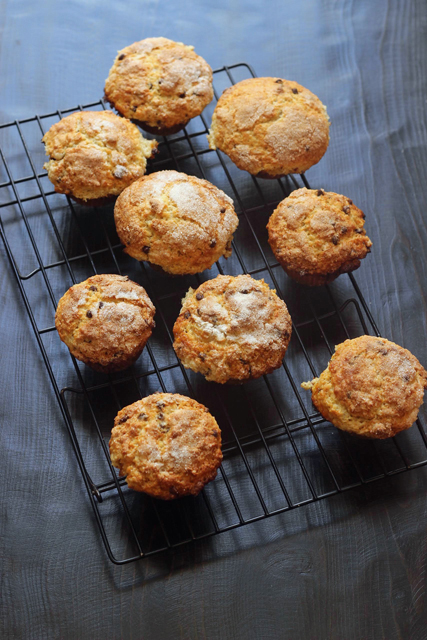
[1,63,427,565]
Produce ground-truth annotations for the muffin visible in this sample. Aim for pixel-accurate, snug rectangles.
[114,170,239,275]
[302,336,427,439]
[104,37,213,135]
[55,274,155,372]
[173,274,292,384]
[207,77,330,178]
[267,188,372,286]
[42,111,157,204]
[109,393,222,499]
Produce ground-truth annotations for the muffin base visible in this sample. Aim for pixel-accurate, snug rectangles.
[70,194,117,208]
[74,348,146,373]
[281,258,362,286]
[148,261,182,277]
[255,170,293,180]
[135,120,189,137]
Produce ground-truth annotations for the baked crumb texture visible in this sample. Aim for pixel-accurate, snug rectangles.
[55,274,155,372]
[114,170,239,275]
[173,274,292,384]
[109,393,222,499]
[267,188,372,286]
[208,77,330,177]
[302,336,427,439]
[42,111,157,202]
[105,37,213,134]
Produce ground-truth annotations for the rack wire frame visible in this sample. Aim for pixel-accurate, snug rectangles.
[2,63,427,565]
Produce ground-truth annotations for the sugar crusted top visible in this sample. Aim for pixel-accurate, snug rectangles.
[105,37,213,129]
[55,274,155,372]
[109,393,222,499]
[42,111,157,201]
[114,170,238,275]
[208,77,330,177]
[173,274,292,383]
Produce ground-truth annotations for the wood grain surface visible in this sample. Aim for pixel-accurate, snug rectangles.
[1,1,427,639]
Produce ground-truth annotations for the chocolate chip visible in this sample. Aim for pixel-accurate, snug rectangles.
[347,391,352,399]
[209,239,217,248]
[212,429,219,437]
[156,401,165,409]
[86,310,93,318]
[355,229,363,234]
[179,92,186,98]
[348,199,353,205]
[403,374,411,381]
[119,415,128,424]
[361,212,366,219]
[240,289,249,294]
[275,79,283,83]
[196,292,204,300]
[343,206,350,214]
[56,177,62,183]
[138,413,148,420]
[142,246,150,253]
[305,145,310,152]
[169,486,179,496]
[89,286,97,291]
[380,349,389,355]
[332,235,339,245]
[99,301,104,309]
[158,79,163,85]
[317,189,324,196]
[292,87,298,94]
[148,83,153,89]
[118,54,126,60]
[184,310,190,319]
[341,226,348,234]
[132,105,137,112]
[199,352,206,361]
[220,207,226,213]
[158,413,164,420]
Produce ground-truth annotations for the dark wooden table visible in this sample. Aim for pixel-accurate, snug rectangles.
[2,2,427,639]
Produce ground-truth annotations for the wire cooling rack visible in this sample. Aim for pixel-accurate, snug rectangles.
[1,63,427,564]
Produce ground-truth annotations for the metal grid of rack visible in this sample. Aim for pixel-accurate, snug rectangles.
[1,63,427,564]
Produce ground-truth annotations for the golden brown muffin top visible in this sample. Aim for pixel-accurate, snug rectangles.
[208,77,330,177]
[114,170,238,275]
[104,37,213,130]
[109,393,222,499]
[42,111,157,201]
[55,274,155,372]
[173,274,292,384]
[267,188,372,276]
[302,336,427,438]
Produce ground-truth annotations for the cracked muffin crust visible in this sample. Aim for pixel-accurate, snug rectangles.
[42,111,157,203]
[173,274,292,384]
[114,170,239,275]
[302,336,427,439]
[208,77,330,178]
[109,393,222,499]
[55,274,155,372]
[104,37,213,135]
[267,188,372,286]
